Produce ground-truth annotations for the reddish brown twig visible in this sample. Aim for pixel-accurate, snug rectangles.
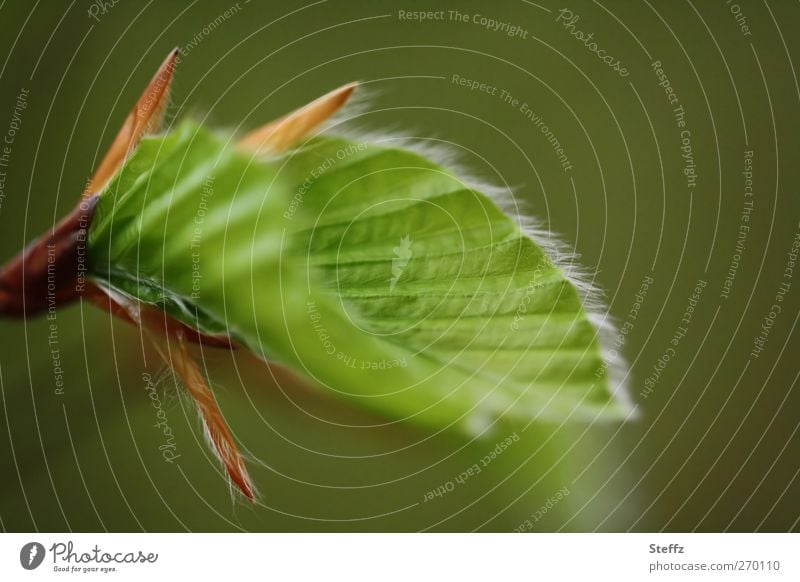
[0,196,99,316]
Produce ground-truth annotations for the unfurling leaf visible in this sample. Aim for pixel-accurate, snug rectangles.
[88,119,632,439]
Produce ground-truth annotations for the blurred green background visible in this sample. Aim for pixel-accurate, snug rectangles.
[1,0,799,532]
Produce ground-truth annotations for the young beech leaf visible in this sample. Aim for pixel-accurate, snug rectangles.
[88,120,632,436]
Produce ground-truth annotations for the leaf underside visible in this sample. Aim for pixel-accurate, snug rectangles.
[88,121,630,436]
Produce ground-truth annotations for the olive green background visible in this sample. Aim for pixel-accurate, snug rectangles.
[0,0,798,531]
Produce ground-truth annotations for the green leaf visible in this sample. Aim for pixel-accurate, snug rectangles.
[88,120,631,436]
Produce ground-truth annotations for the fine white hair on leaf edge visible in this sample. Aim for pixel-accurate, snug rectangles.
[321,105,635,418]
